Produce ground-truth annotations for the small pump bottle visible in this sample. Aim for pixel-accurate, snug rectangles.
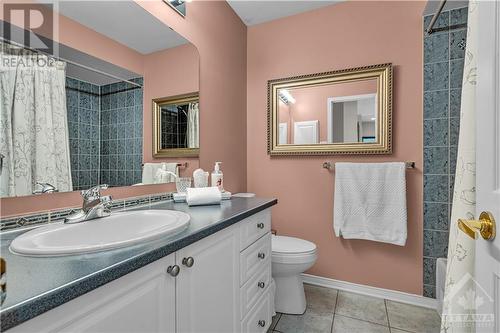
[211,162,224,191]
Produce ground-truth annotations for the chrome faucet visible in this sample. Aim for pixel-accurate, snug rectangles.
[64,184,112,224]
[33,182,58,194]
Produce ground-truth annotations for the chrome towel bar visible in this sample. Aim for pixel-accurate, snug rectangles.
[141,162,188,168]
[322,161,416,170]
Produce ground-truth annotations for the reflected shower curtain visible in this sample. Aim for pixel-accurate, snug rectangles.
[187,102,199,148]
[441,3,477,333]
[0,51,72,196]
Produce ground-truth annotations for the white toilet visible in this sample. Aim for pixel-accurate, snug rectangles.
[271,235,317,314]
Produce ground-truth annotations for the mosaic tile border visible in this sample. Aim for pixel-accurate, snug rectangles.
[0,192,173,232]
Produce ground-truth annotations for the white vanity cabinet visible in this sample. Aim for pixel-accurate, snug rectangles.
[8,208,272,333]
[175,225,241,333]
[9,254,177,333]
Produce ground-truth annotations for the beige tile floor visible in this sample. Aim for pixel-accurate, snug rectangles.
[268,284,441,333]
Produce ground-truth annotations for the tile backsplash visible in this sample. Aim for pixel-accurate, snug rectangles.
[0,193,172,232]
[422,7,467,298]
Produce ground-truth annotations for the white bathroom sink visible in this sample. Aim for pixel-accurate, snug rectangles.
[10,210,190,256]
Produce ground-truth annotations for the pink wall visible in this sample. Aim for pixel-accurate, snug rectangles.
[136,0,247,194]
[247,1,424,295]
[281,80,377,143]
[1,1,247,217]
[143,43,201,176]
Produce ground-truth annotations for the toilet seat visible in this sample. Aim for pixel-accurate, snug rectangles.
[272,235,317,264]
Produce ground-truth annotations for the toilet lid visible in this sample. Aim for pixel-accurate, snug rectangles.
[272,235,316,254]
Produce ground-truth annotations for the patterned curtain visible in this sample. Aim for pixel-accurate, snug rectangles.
[0,52,72,196]
[441,3,477,332]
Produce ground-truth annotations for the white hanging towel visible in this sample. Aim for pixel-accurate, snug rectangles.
[142,163,178,184]
[333,162,407,246]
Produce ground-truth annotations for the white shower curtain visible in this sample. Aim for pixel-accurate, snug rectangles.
[187,102,199,148]
[0,52,72,197]
[441,3,477,333]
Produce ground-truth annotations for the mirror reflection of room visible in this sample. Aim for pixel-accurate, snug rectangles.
[0,1,199,197]
[277,79,378,145]
[160,101,199,150]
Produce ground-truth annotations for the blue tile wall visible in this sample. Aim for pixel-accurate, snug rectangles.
[422,7,467,298]
[66,77,101,191]
[100,78,143,187]
[66,77,144,190]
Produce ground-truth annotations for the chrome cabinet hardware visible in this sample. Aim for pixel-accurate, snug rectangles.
[182,257,195,267]
[167,265,180,277]
[257,252,265,259]
[257,223,264,229]
[258,320,266,327]
[257,281,265,289]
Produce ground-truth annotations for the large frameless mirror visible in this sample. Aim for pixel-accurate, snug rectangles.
[268,63,393,155]
[0,1,199,197]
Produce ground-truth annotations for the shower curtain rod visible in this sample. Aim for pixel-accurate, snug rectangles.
[0,37,143,88]
[426,0,447,34]
[426,0,467,34]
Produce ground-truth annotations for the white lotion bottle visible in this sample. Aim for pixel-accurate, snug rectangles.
[211,162,224,191]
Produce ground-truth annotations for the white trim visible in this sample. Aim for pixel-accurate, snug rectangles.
[328,93,376,103]
[327,93,377,143]
[301,273,438,310]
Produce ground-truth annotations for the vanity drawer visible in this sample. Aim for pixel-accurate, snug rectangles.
[239,209,271,251]
[240,265,271,319]
[240,233,271,285]
[241,292,271,333]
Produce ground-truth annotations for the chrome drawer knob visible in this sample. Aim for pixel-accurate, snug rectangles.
[258,252,265,259]
[258,281,265,289]
[257,223,265,229]
[167,265,180,277]
[182,257,195,267]
[258,320,266,327]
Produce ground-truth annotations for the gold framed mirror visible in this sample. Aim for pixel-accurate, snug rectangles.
[268,63,392,155]
[153,92,199,158]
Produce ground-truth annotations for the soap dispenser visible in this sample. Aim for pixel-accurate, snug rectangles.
[211,162,224,191]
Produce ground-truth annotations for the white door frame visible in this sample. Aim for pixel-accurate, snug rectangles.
[475,1,500,332]
[327,93,377,143]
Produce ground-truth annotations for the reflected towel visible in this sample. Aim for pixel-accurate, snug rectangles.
[142,163,178,184]
[186,187,222,206]
[333,162,407,246]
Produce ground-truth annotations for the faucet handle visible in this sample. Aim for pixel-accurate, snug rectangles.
[33,182,58,194]
[81,184,109,200]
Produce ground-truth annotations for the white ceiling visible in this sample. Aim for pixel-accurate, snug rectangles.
[52,1,188,54]
[227,0,341,26]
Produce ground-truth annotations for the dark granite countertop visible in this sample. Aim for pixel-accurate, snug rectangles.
[0,197,277,331]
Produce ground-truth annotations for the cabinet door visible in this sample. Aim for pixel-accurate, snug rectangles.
[176,225,240,333]
[9,255,176,333]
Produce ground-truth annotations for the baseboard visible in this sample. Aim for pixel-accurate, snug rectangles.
[301,273,438,310]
